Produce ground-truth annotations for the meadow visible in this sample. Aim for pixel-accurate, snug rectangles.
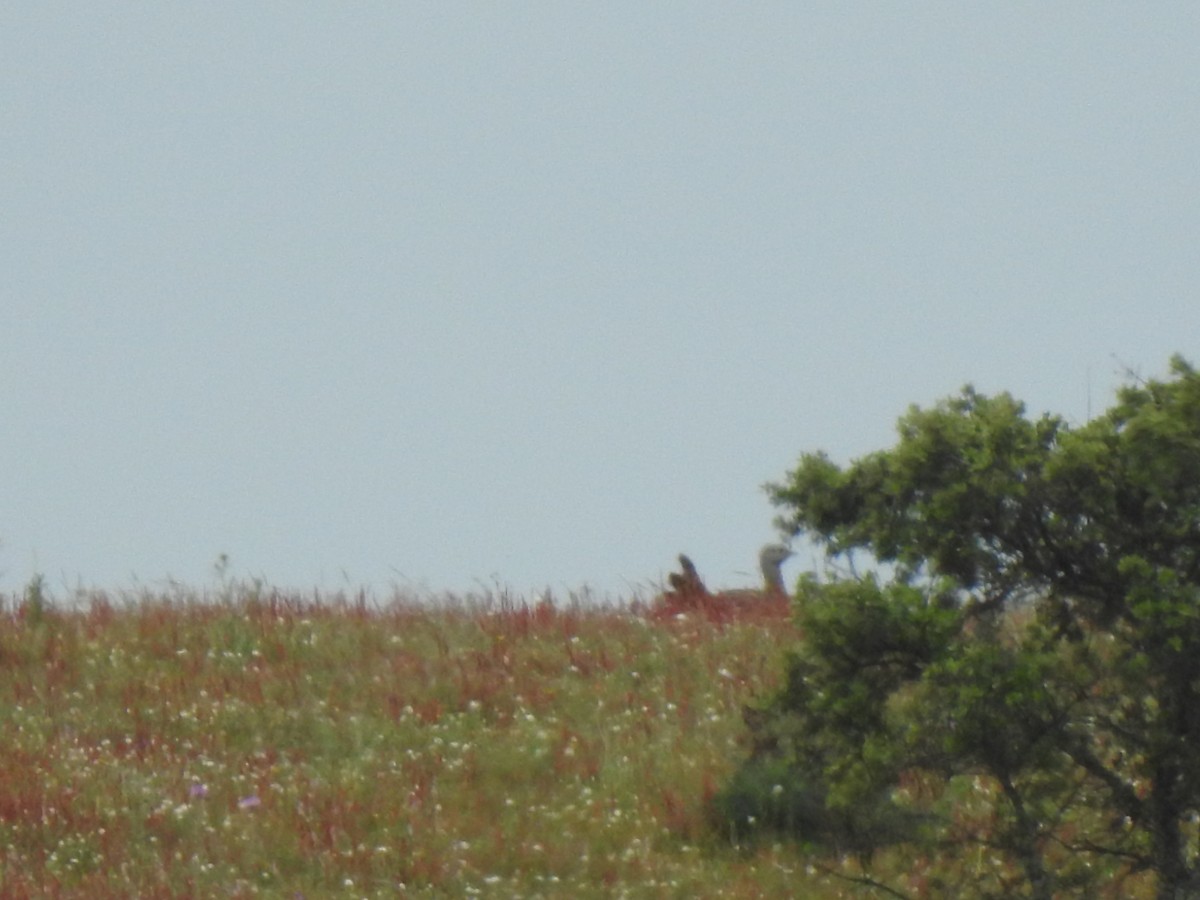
[0,581,870,899]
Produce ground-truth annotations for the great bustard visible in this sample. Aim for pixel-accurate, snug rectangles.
[656,544,794,620]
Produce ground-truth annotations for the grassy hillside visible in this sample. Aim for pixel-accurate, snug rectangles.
[0,585,860,898]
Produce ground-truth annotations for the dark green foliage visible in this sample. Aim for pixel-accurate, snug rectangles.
[719,356,1200,899]
[714,753,933,856]
[22,573,50,626]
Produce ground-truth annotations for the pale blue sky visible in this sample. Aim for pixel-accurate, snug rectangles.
[3,5,1198,599]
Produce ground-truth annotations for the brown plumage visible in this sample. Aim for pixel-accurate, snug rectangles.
[653,544,794,623]
[666,553,706,599]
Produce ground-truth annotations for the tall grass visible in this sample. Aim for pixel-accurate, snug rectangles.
[0,584,850,898]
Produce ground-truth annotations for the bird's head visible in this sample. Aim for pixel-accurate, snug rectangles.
[759,543,794,568]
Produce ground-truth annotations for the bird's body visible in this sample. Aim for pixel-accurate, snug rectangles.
[655,544,794,621]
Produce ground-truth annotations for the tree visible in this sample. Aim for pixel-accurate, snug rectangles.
[715,356,1200,899]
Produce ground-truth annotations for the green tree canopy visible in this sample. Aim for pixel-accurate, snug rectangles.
[716,356,1200,900]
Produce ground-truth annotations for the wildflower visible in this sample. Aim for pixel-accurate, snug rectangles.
[238,795,261,810]
[189,783,208,799]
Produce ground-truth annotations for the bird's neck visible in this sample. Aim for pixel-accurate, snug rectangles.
[761,561,785,594]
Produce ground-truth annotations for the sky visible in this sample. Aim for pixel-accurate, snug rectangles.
[3,5,1199,601]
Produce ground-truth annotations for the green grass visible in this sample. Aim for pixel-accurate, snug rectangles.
[0,585,854,899]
